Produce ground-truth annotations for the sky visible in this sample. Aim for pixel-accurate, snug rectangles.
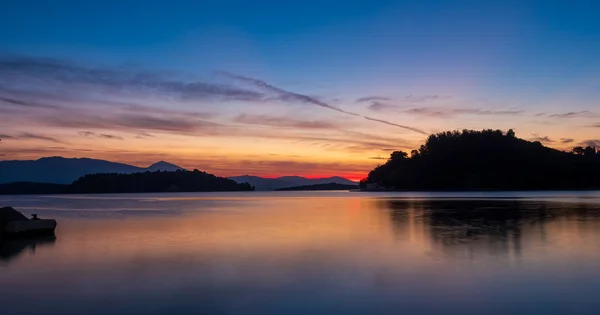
[1,0,599,180]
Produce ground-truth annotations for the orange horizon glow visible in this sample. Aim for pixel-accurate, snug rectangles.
[2,61,599,180]
[2,2,600,184]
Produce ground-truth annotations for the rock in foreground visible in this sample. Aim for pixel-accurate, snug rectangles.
[0,207,57,238]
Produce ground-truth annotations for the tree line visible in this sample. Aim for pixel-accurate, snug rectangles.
[0,169,254,194]
[361,129,600,190]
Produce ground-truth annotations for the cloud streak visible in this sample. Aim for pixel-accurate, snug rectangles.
[368,101,398,112]
[530,135,554,143]
[41,111,220,135]
[0,57,428,136]
[561,138,574,144]
[217,71,360,116]
[0,96,61,109]
[580,139,600,147]
[363,117,427,134]
[369,102,524,118]
[0,57,266,102]
[403,95,450,103]
[356,96,391,103]
[218,72,426,134]
[234,114,340,129]
[548,111,597,119]
[78,131,123,140]
[0,132,65,144]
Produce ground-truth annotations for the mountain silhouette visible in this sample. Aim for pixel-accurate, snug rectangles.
[275,183,360,191]
[0,157,186,184]
[147,161,185,172]
[229,175,356,191]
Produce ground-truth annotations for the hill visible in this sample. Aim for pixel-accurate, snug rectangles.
[0,170,254,194]
[229,175,356,191]
[69,169,253,193]
[362,129,600,191]
[0,157,186,184]
[147,161,184,172]
[275,183,359,191]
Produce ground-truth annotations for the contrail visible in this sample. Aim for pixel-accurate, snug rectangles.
[363,117,427,135]
[217,71,359,116]
[217,71,427,135]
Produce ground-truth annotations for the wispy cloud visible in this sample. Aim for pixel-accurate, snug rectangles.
[403,95,450,103]
[78,131,96,137]
[368,101,399,112]
[561,138,575,144]
[218,72,426,134]
[18,132,65,143]
[0,96,61,109]
[1,91,223,138]
[42,111,220,135]
[234,114,339,129]
[369,103,524,118]
[580,139,600,147]
[217,71,361,116]
[1,57,428,137]
[363,117,426,134]
[0,57,266,102]
[530,134,554,143]
[78,131,123,140]
[453,108,524,116]
[99,134,123,140]
[0,134,16,139]
[548,111,597,119]
[0,56,429,136]
[134,132,155,139]
[356,96,391,103]
[1,132,65,144]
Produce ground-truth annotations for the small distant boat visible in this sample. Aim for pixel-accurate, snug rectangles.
[0,207,57,238]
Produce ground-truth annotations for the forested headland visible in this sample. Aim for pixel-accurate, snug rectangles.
[361,129,600,191]
[0,169,254,194]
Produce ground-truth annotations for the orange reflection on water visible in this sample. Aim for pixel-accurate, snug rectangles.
[1,195,600,290]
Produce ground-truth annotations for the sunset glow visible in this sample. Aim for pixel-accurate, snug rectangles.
[1,1,599,179]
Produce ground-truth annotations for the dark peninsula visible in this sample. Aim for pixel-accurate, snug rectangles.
[275,183,359,191]
[361,129,600,191]
[0,169,254,194]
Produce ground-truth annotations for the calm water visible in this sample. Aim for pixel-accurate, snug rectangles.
[2,191,600,314]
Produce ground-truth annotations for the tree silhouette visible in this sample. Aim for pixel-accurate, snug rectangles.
[69,169,255,193]
[364,129,600,190]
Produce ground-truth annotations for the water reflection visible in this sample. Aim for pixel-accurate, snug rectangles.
[380,199,600,265]
[1,192,600,314]
[0,236,56,263]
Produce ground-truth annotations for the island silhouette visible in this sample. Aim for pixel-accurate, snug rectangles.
[0,169,254,194]
[2,129,600,194]
[361,129,600,191]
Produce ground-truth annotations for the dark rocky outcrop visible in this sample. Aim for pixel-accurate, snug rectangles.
[0,206,28,225]
[0,207,56,238]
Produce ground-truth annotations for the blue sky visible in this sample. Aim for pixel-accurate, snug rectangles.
[3,0,599,96]
[1,0,599,178]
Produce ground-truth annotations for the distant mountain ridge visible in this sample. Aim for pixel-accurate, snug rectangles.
[229,175,356,191]
[0,157,186,184]
[147,161,185,172]
[275,183,360,191]
[0,157,356,189]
